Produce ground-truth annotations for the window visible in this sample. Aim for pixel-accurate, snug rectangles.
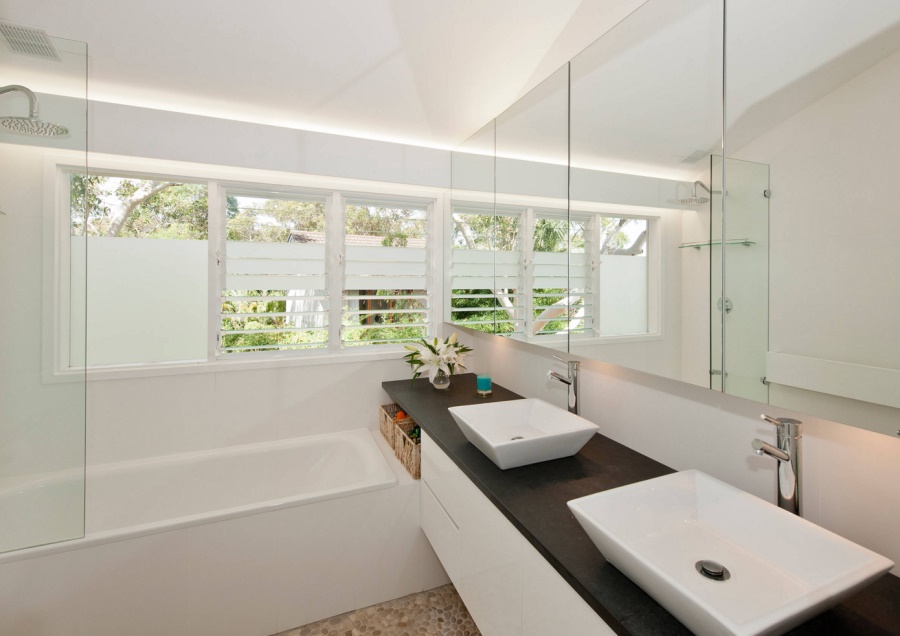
[449,202,656,342]
[55,159,440,375]
[340,198,431,347]
[221,192,328,353]
[530,210,579,337]
[594,216,649,336]
[449,204,522,334]
[68,172,209,366]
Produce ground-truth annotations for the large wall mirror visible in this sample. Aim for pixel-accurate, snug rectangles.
[449,0,900,437]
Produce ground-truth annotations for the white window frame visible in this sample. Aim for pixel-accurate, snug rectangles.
[45,152,444,382]
[446,190,664,348]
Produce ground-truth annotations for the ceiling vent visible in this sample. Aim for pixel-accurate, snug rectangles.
[676,149,708,163]
[0,21,62,61]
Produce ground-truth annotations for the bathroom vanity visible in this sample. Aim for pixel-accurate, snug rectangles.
[382,374,900,636]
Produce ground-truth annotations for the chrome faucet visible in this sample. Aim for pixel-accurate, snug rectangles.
[548,354,580,415]
[752,414,802,516]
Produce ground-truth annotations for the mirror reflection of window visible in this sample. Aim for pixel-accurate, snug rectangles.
[531,211,578,337]
[596,216,649,337]
[449,206,522,335]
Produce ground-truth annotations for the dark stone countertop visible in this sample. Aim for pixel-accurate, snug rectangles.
[383,373,900,636]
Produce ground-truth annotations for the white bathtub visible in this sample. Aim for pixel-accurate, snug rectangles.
[1,428,396,560]
[85,427,398,539]
[0,427,447,636]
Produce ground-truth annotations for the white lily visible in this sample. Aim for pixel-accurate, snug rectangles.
[402,332,472,382]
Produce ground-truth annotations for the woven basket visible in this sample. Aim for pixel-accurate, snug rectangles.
[378,403,420,479]
[379,403,411,447]
[393,418,421,480]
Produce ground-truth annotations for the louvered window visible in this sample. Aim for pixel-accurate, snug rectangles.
[220,192,329,353]
[341,198,430,347]
[530,210,584,336]
[449,205,523,335]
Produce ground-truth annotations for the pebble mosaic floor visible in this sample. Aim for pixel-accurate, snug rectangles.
[278,584,481,636]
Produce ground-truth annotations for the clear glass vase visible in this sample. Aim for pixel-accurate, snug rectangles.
[431,369,451,390]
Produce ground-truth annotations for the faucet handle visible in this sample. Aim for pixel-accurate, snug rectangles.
[761,414,782,427]
[553,354,580,368]
[760,414,803,435]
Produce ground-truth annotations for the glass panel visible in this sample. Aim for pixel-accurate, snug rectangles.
[532,211,576,337]
[0,34,88,552]
[720,158,769,401]
[568,0,724,383]
[494,64,570,343]
[449,121,497,333]
[449,204,520,334]
[341,200,429,346]
[710,155,724,390]
[222,193,327,353]
[72,173,209,365]
[724,1,900,435]
[596,216,649,336]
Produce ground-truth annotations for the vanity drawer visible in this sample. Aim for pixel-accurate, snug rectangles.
[421,432,467,518]
[421,480,460,582]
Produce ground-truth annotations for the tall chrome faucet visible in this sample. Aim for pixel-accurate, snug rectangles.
[752,414,803,516]
[548,355,580,415]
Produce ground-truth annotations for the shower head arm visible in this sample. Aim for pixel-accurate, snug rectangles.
[0,85,39,118]
[693,180,712,195]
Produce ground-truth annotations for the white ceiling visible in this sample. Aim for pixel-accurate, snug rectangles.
[0,0,646,149]
[483,0,900,180]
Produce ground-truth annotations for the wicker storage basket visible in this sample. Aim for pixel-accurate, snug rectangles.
[392,419,421,480]
[379,403,410,447]
[378,403,421,479]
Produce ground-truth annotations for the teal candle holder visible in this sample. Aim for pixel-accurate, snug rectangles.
[476,374,492,397]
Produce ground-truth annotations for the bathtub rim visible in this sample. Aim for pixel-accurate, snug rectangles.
[0,428,399,565]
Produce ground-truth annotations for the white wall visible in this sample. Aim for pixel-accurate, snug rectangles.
[67,103,453,465]
[2,107,449,618]
[465,328,900,575]
[733,46,900,434]
[90,102,450,189]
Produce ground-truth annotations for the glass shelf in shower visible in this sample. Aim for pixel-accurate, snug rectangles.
[678,239,756,249]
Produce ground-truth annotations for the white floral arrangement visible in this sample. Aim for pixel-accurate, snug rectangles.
[403,333,473,382]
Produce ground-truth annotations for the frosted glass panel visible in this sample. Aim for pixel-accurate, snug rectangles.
[0,35,87,553]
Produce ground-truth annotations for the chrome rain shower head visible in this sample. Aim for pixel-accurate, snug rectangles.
[1,116,69,136]
[678,180,711,206]
[0,84,69,137]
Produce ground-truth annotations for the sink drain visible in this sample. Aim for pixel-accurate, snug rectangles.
[695,560,730,581]
[510,436,525,440]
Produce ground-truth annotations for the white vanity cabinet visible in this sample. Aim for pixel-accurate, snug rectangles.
[420,432,616,636]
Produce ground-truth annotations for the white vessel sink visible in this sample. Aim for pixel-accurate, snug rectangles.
[447,398,598,470]
[568,470,893,636]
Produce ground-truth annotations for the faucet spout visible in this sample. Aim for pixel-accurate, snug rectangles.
[752,414,802,516]
[548,370,572,386]
[752,438,790,463]
[548,355,580,415]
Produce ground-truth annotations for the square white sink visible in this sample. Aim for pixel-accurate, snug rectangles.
[448,398,598,470]
[568,470,893,636]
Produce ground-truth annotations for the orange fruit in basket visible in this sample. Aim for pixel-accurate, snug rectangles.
[395,410,407,421]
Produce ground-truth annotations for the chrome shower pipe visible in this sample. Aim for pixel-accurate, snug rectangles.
[0,85,39,118]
